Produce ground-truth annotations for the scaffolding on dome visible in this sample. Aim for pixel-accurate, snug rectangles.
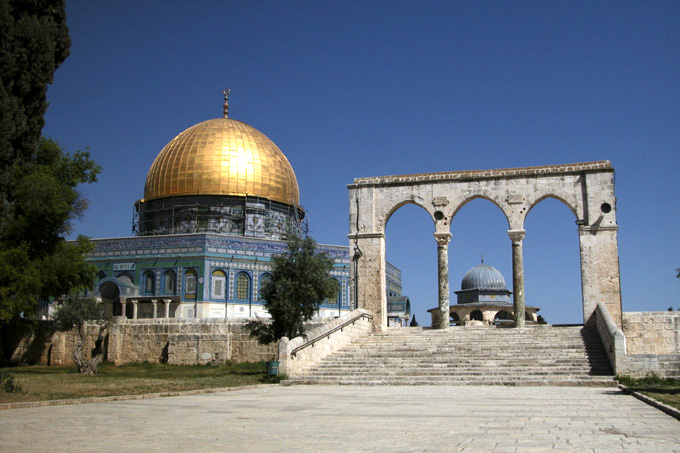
[132,194,304,239]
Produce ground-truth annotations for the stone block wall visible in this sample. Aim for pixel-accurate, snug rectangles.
[615,311,680,378]
[3,319,277,366]
[622,312,680,355]
[166,320,277,365]
[5,323,106,366]
[623,354,680,378]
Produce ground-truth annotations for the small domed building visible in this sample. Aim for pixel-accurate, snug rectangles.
[430,260,540,326]
[84,92,405,320]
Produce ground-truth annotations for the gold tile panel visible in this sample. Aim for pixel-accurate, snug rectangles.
[144,118,300,206]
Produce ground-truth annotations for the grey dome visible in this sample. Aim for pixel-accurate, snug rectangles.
[460,263,507,291]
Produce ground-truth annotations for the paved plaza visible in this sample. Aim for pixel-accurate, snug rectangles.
[1,385,679,452]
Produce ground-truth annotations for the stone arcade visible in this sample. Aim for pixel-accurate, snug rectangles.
[348,161,622,330]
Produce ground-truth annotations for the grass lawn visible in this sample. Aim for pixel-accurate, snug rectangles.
[0,361,270,404]
[618,375,680,411]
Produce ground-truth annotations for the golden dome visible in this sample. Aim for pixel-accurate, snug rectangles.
[144,118,300,206]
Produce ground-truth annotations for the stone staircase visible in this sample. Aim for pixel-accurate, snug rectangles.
[287,326,617,386]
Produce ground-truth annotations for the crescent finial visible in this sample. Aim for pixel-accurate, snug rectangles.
[223,88,230,118]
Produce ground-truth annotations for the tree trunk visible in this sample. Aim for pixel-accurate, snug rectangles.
[72,322,107,375]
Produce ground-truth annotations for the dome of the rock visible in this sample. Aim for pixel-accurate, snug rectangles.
[143,117,300,207]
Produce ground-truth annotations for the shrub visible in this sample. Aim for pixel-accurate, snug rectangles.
[0,370,22,393]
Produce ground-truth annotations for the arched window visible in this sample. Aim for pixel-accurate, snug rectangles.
[236,273,251,300]
[164,270,176,295]
[185,269,197,298]
[470,310,483,321]
[258,273,272,300]
[211,270,226,299]
[143,271,155,295]
[494,310,513,325]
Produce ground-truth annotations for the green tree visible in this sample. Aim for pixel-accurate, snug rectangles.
[53,295,107,375]
[246,235,339,344]
[0,2,100,320]
[1,0,70,221]
[0,137,100,319]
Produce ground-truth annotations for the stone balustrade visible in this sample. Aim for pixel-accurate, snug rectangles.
[279,308,373,376]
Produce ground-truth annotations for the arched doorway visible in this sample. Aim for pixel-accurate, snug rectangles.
[99,281,120,317]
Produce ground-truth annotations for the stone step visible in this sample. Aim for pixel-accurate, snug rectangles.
[286,378,619,387]
[302,371,612,378]
[308,363,612,370]
[290,326,614,386]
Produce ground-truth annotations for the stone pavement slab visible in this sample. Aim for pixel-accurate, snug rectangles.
[1,386,679,452]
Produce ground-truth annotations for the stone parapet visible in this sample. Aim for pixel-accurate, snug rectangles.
[594,309,680,378]
[351,161,612,186]
[279,308,373,376]
[623,311,680,355]
[595,302,627,374]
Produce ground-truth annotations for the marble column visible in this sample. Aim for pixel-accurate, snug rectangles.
[508,229,526,328]
[151,299,158,319]
[433,232,452,330]
[120,297,127,319]
[163,299,171,318]
[132,301,138,320]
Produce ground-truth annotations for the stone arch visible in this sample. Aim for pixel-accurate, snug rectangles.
[348,161,622,330]
[98,279,123,317]
[470,310,483,321]
[525,194,580,225]
[494,310,513,325]
[383,199,436,233]
[524,196,583,324]
[451,194,511,230]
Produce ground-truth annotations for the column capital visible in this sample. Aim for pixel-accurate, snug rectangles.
[433,232,452,247]
[508,229,526,243]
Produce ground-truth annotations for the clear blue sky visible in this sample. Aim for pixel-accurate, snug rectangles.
[43,1,679,326]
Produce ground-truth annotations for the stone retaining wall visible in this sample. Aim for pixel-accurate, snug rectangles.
[618,311,680,378]
[4,319,277,366]
[623,311,680,355]
[623,354,680,378]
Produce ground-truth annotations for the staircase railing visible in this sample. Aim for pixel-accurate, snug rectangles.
[278,308,374,377]
[594,302,627,374]
[290,311,373,358]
